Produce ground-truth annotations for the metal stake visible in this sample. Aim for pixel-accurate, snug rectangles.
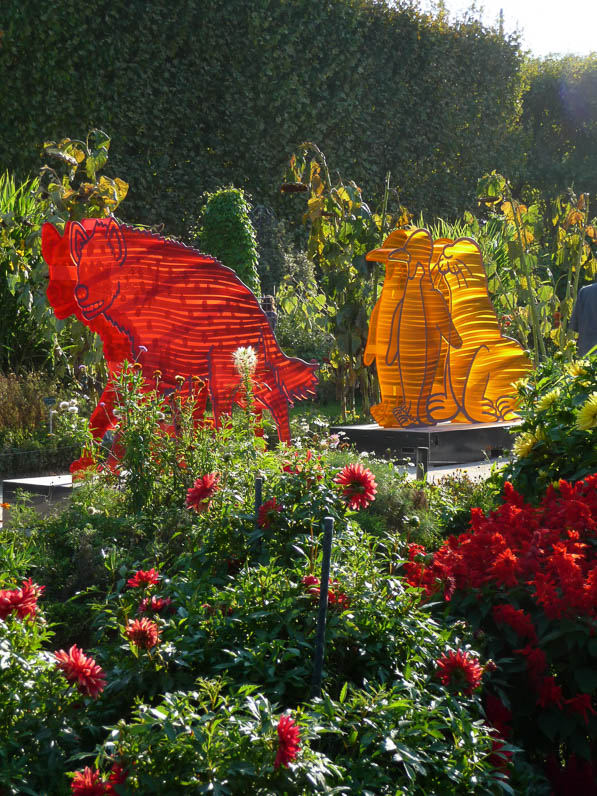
[415,446,429,481]
[311,516,334,699]
[254,476,263,527]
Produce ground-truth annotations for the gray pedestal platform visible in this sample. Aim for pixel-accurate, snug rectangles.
[330,420,520,465]
[1,475,74,526]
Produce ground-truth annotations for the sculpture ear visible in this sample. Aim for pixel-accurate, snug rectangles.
[106,218,126,267]
[69,222,90,265]
[41,223,63,266]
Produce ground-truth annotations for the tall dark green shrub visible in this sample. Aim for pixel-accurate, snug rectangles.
[199,187,262,297]
[520,55,597,198]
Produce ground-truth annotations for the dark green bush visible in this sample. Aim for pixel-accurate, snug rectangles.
[196,187,262,297]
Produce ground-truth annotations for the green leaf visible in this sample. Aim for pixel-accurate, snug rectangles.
[574,667,597,693]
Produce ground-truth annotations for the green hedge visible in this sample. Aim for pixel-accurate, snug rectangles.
[0,0,524,236]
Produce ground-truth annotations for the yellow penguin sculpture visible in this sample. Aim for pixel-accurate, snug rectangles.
[364,228,532,427]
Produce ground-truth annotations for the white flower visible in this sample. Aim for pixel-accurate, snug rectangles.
[68,406,79,414]
[232,346,258,375]
[59,401,70,410]
[70,398,77,406]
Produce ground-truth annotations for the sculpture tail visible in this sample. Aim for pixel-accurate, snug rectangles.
[261,327,318,402]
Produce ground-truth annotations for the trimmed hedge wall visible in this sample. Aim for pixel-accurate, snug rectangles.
[0,0,524,235]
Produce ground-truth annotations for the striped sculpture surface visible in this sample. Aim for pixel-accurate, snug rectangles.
[364,227,532,427]
[42,218,317,464]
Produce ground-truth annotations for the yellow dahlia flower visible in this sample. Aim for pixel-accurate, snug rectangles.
[536,388,561,412]
[565,360,588,378]
[575,393,597,431]
[512,377,529,393]
[512,428,545,459]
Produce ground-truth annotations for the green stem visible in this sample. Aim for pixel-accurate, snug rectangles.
[507,188,546,364]
[561,195,589,349]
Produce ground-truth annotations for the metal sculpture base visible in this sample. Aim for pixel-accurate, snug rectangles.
[1,475,74,526]
[329,420,520,465]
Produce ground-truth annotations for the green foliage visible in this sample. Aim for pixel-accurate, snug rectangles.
[501,351,597,498]
[0,371,88,476]
[85,544,504,793]
[249,206,301,296]
[0,173,52,370]
[0,371,519,792]
[197,187,262,298]
[426,471,501,540]
[476,173,597,365]
[96,682,341,794]
[0,611,94,795]
[0,0,525,238]
[0,131,129,377]
[284,144,395,418]
[276,265,334,362]
[520,55,597,199]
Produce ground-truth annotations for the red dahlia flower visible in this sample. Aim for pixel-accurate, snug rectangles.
[334,463,377,510]
[0,578,44,621]
[258,497,283,529]
[54,645,106,699]
[492,604,537,643]
[106,762,128,793]
[127,568,160,588]
[125,617,161,649]
[514,644,548,680]
[436,649,483,695]
[186,472,220,513]
[138,595,172,614]
[484,693,512,738]
[537,675,564,708]
[301,574,349,608]
[274,714,300,768]
[70,767,107,796]
[567,693,597,725]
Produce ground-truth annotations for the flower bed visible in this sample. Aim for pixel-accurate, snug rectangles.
[405,474,597,792]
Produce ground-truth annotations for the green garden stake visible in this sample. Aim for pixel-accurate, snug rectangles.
[254,476,263,528]
[43,396,56,434]
[311,516,334,699]
[415,447,429,481]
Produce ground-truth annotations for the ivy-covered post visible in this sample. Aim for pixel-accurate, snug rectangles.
[199,187,262,299]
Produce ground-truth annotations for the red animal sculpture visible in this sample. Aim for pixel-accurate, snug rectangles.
[42,217,317,462]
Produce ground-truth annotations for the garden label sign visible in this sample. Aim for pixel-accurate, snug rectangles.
[41,217,317,461]
[364,228,532,427]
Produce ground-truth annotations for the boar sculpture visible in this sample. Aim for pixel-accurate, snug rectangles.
[42,218,317,461]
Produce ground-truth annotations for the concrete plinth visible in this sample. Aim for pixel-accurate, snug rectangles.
[1,475,74,526]
[330,420,520,465]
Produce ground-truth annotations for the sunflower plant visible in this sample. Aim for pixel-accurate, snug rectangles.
[503,351,597,498]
